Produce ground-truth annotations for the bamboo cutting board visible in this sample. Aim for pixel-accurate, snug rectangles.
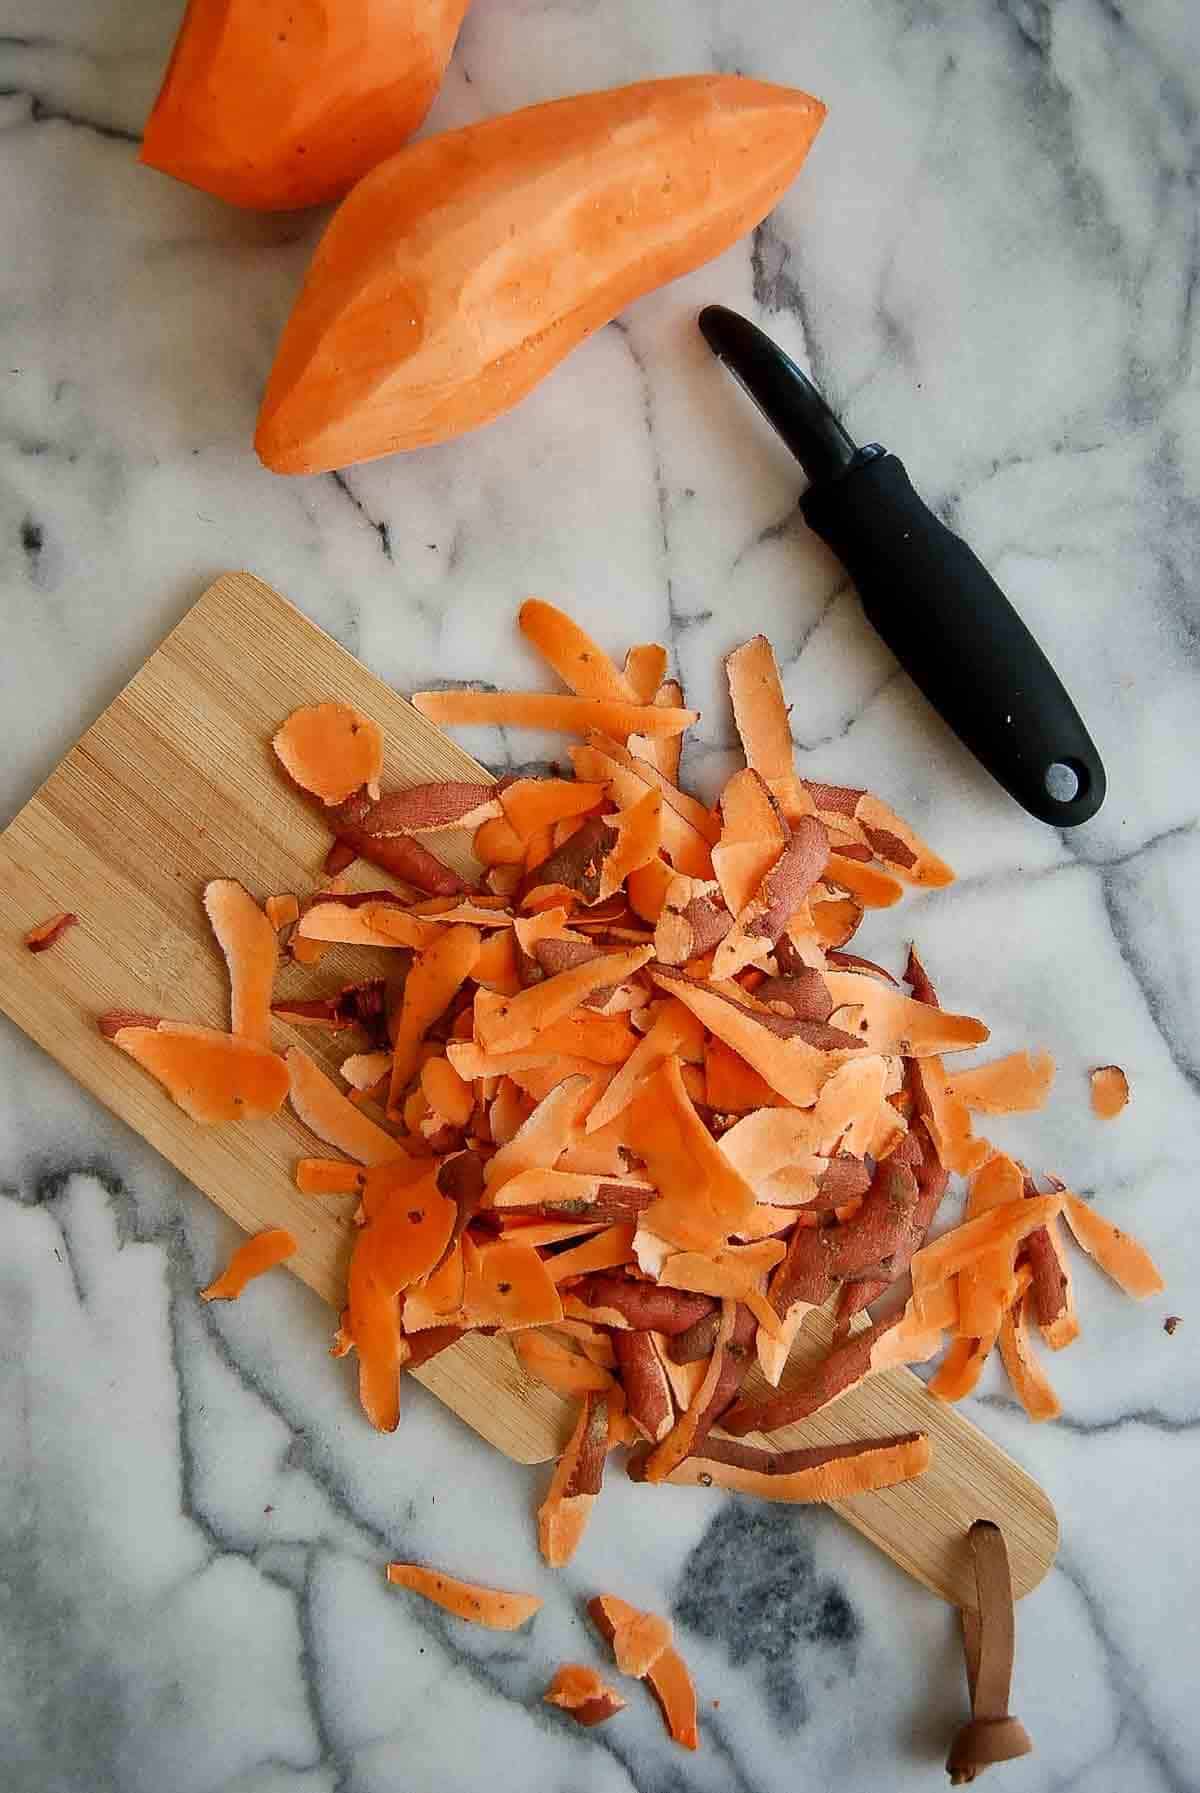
[0,573,1057,1604]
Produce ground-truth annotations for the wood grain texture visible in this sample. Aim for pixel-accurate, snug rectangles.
[0,573,1057,1601]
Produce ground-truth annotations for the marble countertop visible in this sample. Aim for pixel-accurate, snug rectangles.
[3,2,1199,1789]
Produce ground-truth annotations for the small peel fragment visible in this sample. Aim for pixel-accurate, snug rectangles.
[537,1390,608,1566]
[519,598,640,703]
[1090,1064,1129,1119]
[998,1271,1061,1422]
[103,1019,289,1124]
[287,1047,402,1165]
[273,702,383,806]
[385,1563,541,1630]
[24,911,78,952]
[201,1228,297,1300]
[544,1664,626,1727]
[204,879,278,1047]
[947,1049,1055,1115]
[265,893,300,931]
[1061,1193,1164,1298]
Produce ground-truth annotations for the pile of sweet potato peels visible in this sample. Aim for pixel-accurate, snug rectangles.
[97,600,1163,1614]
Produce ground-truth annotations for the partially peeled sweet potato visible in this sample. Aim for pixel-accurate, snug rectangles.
[256,75,826,471]
[141,0,472,210]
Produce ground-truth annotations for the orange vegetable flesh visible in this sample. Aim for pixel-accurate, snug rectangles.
[998,1275,1061,1423]
[420,1055,474,1127]
[712,768,787,916]
[295,898,441,950]
[512,1331,614,1397]
[203,879,279,1046]
[538,1390,609,1566]
[385,1563,541,1630]
[105,1021,289,1124]
[544,1663,626,1726]
[500,778,608,839]
[579,732,720,844]
[642,1431,932,1503]
[265,894,300,930]
[545,1223,638,1283]
[627,1061,755,1251]
[587,1001,703,1134]
[724,639,795,789]
[1090,1064,1130,1119]
[142,0,472,210]
[520,599,639,702]
[475,946,653,1055]
[598,789,663,901]
[645,1645,700,1751]
[413,690,696,743]
[1061,1194,1164,1298]
[256,77,826,472]
[947,1049,1055,1115]
[588,1595,698,1750]
[286,1047,402,1165]
[650,967,859,1107]
[640,1300,737,1482]
[484,1075,591,1193]
[273,703,383,806]
[623,644,669,704]
[461,1238,563,1330]
[610,1609,674,1678]
[200,1228,297,1300]
[388,924,481,1114]
[295,1157,365,1196]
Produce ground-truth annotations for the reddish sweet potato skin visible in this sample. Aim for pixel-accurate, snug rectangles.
[572,1275,717,1335]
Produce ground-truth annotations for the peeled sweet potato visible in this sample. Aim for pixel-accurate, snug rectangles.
[256,75,826,471]
[141,0,472,211]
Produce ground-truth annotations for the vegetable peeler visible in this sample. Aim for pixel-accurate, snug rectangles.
[698,305,1106,827]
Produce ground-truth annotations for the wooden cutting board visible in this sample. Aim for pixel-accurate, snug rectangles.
[0,572,1057,1604]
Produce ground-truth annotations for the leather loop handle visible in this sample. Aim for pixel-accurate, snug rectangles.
[947,1521,1033,1784]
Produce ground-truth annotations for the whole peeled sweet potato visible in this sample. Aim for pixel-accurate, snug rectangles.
[255,75,826,471]
[140,0,472,211]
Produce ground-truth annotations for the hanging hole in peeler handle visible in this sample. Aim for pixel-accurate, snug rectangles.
[1044,761,1082,804]
[1037,753,1106,827]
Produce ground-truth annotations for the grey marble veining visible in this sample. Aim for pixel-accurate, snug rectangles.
[2,2,1199,1789]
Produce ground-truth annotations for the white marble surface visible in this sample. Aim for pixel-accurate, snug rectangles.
[2,2,1199,1789]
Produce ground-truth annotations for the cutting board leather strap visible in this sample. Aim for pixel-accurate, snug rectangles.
[946,1520,1033,1784]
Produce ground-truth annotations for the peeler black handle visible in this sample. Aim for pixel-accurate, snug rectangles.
[801,451,1106,826]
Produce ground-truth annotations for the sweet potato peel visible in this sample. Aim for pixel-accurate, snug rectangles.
[274,702,383,806]
[386,1563,541,1630]
[24,910,78,952]
[544,1664,626,1726]
[589,1595,698,1749]
[99,594,1166,1682]
[538,1390,609,1566]
[105,1020,289,1124]
[204,880,278,1046]
[634,1431,932,1503]
[200,1228,297,1300]
[412,689,697,741]
[1061,1194,1164,1298]
[1090,1064,1130,1119]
